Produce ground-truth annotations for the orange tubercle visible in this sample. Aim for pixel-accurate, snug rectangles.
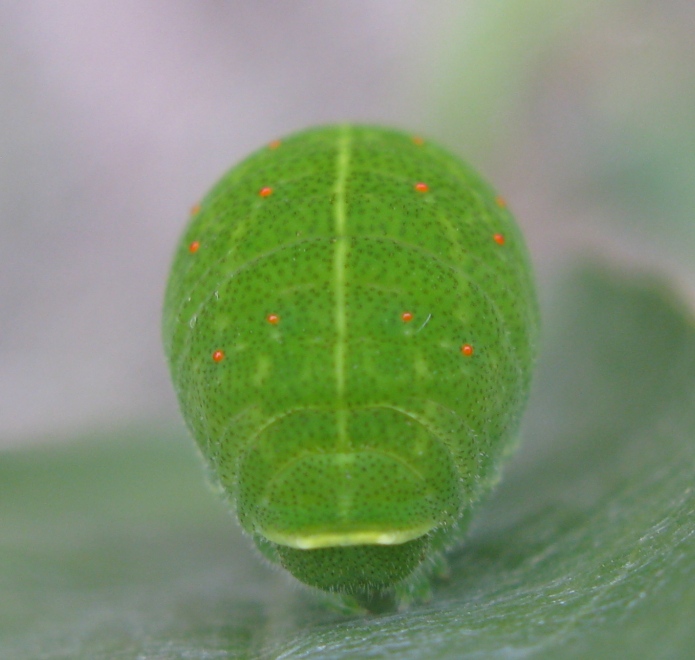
[188,241,200,254]
[268,139,281,149]
[414,182,429,193]
[259,186,273,197]
[266,313,280,325]
[190,203,201,215]
[493,234,505,246]
[212,350,225,363]
[412,136,425,146]
[461,344,474,357]
[401,311,414,323]
[495,196,507,209]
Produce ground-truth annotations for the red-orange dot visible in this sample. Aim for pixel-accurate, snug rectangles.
[266,313,280,325]
[401,311,414,323]
[495,196,507,209]
[212,350,225,363]
[412,136,425,146]
[268,139,281,149]
[493,233,505,246]
[190,203,201,215]
[414,182,429,193]
[188,241,200,254]
[259,186,273,197]
[461,344,474,357]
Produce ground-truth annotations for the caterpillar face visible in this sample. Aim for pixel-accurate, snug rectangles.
[162,125,539,607]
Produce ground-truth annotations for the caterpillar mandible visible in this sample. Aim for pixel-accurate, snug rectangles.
[162,125,539,610]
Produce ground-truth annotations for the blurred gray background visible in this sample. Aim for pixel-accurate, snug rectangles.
[2,1,694,447]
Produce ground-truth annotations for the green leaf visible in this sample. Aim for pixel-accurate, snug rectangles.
[2,265,694,659]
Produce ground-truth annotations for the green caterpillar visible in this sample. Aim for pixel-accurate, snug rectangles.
[162,124,539,611]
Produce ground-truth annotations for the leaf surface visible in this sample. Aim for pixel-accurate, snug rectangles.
[2,266,694,659]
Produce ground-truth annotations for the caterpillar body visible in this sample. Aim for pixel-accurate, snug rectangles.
[162,125,539,610]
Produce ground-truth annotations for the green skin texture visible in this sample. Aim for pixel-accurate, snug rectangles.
[162,125,539,610]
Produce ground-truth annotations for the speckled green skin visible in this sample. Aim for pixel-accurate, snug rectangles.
[162,125,539,608]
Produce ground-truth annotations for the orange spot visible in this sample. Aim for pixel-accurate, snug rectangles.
[461,344,474,357]
[401,311,414,323]
[493,233,505,246]
[268,139,281,149]
[190,203,201,215]
[212,350,225,363]
[259,186,273,197]
[266,313,280,325]
[495,196,507,209]
[188,241,200,254]
[412,136,425,146]
[414,182,429,193]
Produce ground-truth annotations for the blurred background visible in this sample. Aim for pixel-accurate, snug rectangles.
[1,0,694,448]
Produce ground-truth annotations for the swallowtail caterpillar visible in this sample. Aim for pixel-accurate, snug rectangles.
[162,125,539,611]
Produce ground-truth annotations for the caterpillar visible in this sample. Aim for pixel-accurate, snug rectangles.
[162,124,539,611]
